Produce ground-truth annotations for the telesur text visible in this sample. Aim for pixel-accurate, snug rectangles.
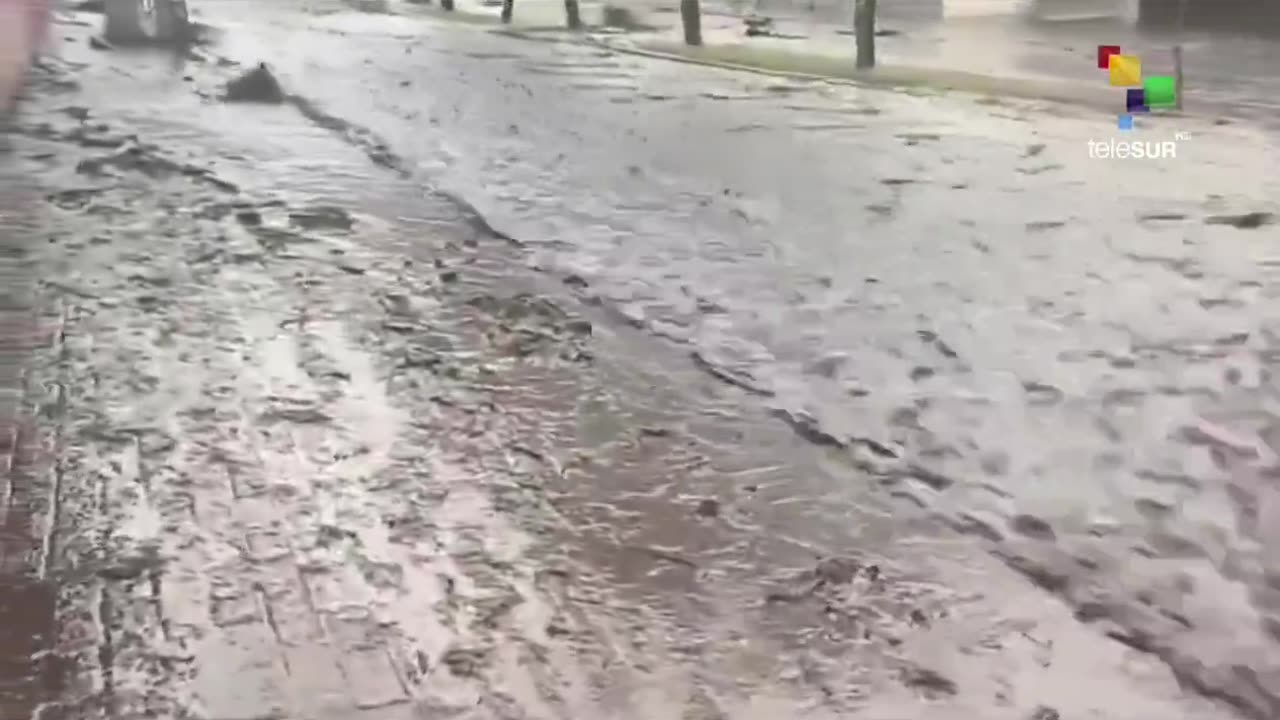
[1088,137,1179,160]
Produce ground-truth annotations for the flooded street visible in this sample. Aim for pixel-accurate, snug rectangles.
[2,1,1280,718]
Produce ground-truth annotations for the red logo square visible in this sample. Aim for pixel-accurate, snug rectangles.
[1097,45,1121,69]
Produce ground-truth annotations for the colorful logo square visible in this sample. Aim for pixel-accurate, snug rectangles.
[1143,75,1177,108]
[1109,54,1142,87]
[1097,46,1177,126]
[1126,88,1149,113]
[1097,45,1121,69]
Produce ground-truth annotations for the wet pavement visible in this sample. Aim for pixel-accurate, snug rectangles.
[2,1,1280,719]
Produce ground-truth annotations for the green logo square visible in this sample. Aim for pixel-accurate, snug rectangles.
[1144,75,1177,108]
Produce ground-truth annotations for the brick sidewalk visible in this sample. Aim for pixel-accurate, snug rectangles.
[0,166,64,720]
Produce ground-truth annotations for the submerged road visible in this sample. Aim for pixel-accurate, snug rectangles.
[2,2,1279,719]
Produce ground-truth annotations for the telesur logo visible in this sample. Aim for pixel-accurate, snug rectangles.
[1090,44,1185,159]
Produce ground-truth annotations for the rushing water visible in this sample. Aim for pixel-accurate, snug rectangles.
[11,3,1280,717]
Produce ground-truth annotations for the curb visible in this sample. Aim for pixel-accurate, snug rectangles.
[493,27,1123,114]
[592,37,875,87]
[398,7,1226,124]
[486,27,1236,123]
[595,39,1130,112]
[493,27,882,88]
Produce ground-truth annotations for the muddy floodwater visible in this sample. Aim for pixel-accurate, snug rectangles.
[1,2,1279,719]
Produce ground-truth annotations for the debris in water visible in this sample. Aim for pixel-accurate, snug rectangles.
[814,556,860,585]
[288,206,354,231]
[1205,211,1275,229]
[744,16,776,37]
[694,498,720,518]
[803,352,847,379]
[900,664,958,697]
[602,5,652,30]
[1138,211,1187,222]
[222,63,285,104]
[909,365,935,381]
[690,351,774,397]
[1010,513,1056,541]
[769,408,843,448]
[626,544,697,569]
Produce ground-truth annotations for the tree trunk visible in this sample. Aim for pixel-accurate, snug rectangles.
[1173,0,1186,109]
[680,0,702,46]
[1172,44,1183,110]
[156,0,189,43]
[854,0,876,69]
[501,0,514,23]
[564,0,582,29]
[103,0,148,44]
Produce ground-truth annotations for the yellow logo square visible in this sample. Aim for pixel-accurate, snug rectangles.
[1108,54,1142,87]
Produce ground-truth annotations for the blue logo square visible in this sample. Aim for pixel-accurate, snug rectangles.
[1118,113,1134,130]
